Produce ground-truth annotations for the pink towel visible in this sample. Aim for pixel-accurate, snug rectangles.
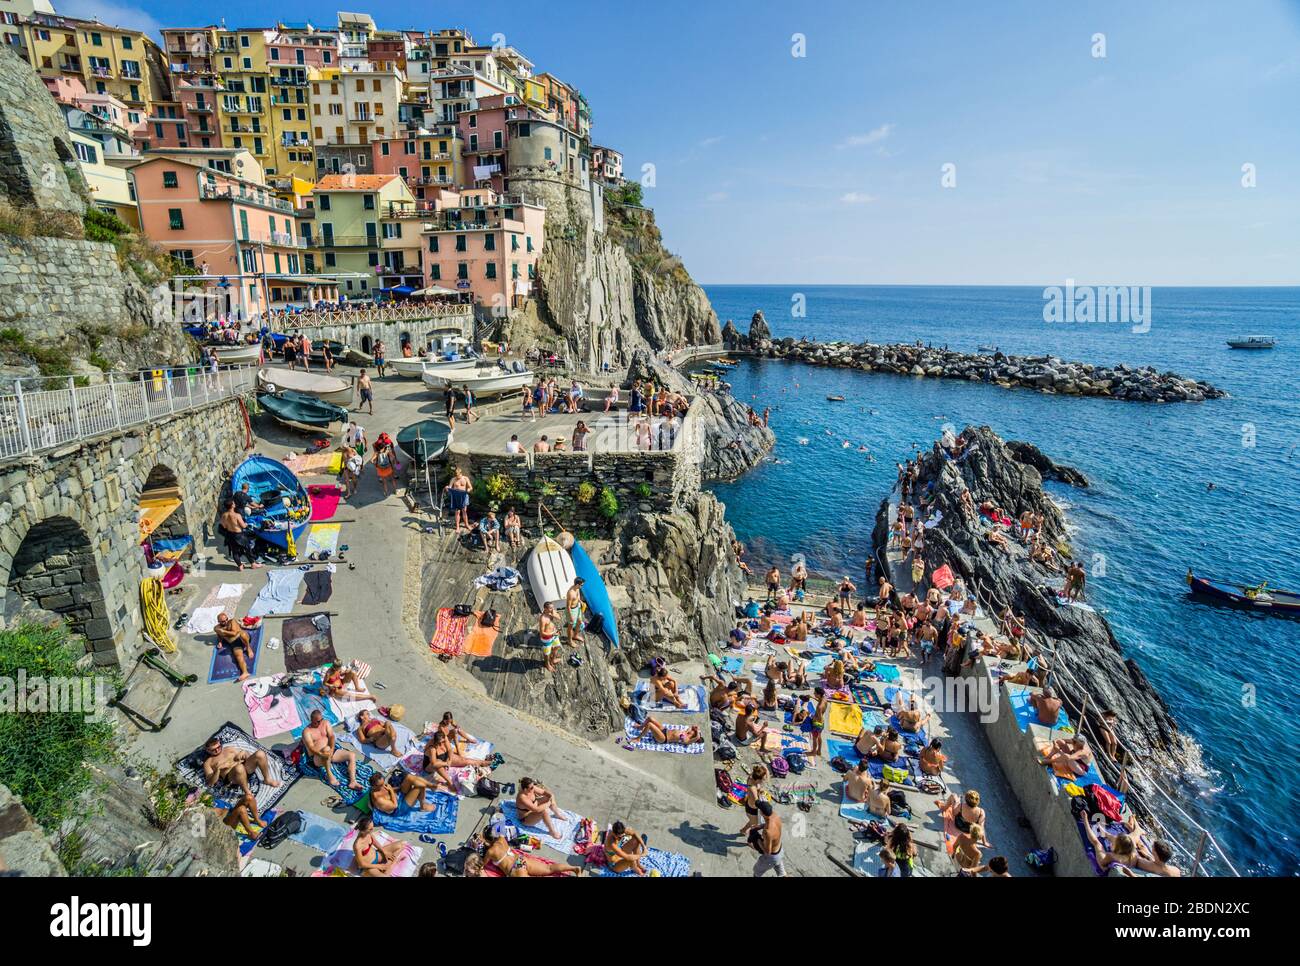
[308,484,342,521]
[243,680,302,739]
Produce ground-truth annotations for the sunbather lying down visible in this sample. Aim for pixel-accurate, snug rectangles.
[483,827,579,877]
[627,715,704,746]
[1041,735,1093,776]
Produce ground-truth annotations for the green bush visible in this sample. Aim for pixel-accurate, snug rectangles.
[634,482,653,499]
[598,486,619,519]
[0,622,118,831]
[575,481,597,504]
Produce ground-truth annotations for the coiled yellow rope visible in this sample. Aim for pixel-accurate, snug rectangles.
[140,575,177,653]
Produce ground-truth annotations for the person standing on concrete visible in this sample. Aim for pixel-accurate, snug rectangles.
[750,801,786,877]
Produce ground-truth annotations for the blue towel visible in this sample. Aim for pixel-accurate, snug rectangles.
[372,790,459,835]
[498,802,581,854]
[873,663,901,683]
[151,535,193,553]
[298,752,375,806]
[1008,686,1070,731]
[621,718,704,754]
[247,568,305,618]
[208,626,263,683]
[721,656,745,674]
[287,809,351,853]
[592,847,691,877]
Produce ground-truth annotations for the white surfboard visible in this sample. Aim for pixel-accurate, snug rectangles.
[527,535,577,608]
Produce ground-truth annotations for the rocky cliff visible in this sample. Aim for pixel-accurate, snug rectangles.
[0,47,195,385]
[503,176,720,367]
[892,426,1199,779]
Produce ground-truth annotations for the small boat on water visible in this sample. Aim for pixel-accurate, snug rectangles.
[257,367,353,406]
[570,539,619,648]
[228,455,312,551]
[1186,570,1300,615]
[527,535,577,608]
[395,419,453,465]
[826,395,846,402]
[421,366,533,396]
[1226,335,1276,350]
[259,390,348,432]
[209,343,262,366]
[978,344,998,353]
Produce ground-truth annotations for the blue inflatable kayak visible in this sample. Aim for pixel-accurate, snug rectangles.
[570,539,619,649]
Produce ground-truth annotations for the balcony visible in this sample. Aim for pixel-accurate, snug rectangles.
[349,112,374,124]
[319,234,380,248]
[199,182,294,213]
[410,175,453,186]
[188,102,213,113]
[268,231,306,248]
[387,202,438,218]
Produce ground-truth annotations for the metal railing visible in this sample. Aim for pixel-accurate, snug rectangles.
[884,482,1239,877]
[0,365,257,464]
[263,303,473,327]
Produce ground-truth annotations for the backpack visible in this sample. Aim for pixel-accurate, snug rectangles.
[882,764,909,784]
[769,756,790,777]
[1026,847,1058,874]
[785,752,807,775]
[452,603,473,618]
[710,720,727,745]
[586,611,606,636]
[830,756,851,774]
[257,810,303,849]
[715,741,737,762]
[480,609,498,627]
[475,777,501,800]
[441,846,475,876]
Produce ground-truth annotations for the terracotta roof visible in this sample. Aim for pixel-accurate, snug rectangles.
[313,174,398,191]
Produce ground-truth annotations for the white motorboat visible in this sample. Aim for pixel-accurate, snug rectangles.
[421,367,534,396]
[387,355,479,378]
[1225,335,1276,350]
[256,367,354,406]
[526,535,577,608]
[210,343,262,366]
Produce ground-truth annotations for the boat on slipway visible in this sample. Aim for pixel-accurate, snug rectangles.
[421,366,534,396]
[570,539,619,648]
[228,455,313,551]
[258,390,349,433]
[394,419,453,465]
[257,367,354,406]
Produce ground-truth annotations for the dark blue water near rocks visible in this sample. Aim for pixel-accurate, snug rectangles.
[703,284,1300,876]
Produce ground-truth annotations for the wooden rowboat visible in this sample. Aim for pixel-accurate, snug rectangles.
[1186,570,1300,615]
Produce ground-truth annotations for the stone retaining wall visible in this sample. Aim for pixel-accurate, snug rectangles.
[0,397,248,666]
[281,310,473,359]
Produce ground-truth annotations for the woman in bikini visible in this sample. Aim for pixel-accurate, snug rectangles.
[936,789,989,841]
[221,790,266,840]
[355,709,400,754]
[650,666,686,708]
[951,823,989,876]
[353,816,406,877]
[436,711,475,754]
[422,732,492,779]
[628,715,704,747]
[603,821,648,875]
[483,827,579,877]
[322,663,373,702]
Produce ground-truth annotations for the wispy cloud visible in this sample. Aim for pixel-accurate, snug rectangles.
[58,0,162,36]
[839,191,877,205]
[839,123,895,149]
[698,135,724,148]
[705,191,729,203]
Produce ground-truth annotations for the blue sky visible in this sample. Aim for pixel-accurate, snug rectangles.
[59,0,1300,284]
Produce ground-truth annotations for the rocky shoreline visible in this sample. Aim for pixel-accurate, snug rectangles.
[723,312,1226,403]
[873,425,1202,786]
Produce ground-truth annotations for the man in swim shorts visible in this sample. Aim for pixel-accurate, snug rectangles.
[564,577,586,647]
[445,466,472,534]
[539,601,560,672]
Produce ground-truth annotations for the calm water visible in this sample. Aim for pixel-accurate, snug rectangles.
[703,284,1300,876]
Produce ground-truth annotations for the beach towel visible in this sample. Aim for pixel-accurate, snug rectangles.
[498,802,585,855]
[235,808,273,857]
[868,662,901,683]
[209,626,263,683]
[283,809,352,854]
[297,746,376,806]
[371,790,459,835]
[282,451,343,477]
[430,607,471,657]
[828,701,864,737]
[463,612,500,658]
[304,523,341,557]
[241,677,303,738]
[482,850,569,877]
[620,717,705,755]
[184,582,248,635]
[721,656,745,674]
[307,485,342,521]
[337,716,419,772]
[591,847,691,878]
[247,568,305,617]
[1007,685,1070,731]
[290,685,341,739]
[175,721,297,813]
[633,681,706,713]
[839,785,873,822]
[807,653,835,675]
[321,828,423,877]
[302,568,334,606]
[281,613,338,672]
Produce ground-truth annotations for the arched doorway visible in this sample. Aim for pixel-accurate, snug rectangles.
[4,516,112,655]
[139,464,189,542]
[361,333,373,355]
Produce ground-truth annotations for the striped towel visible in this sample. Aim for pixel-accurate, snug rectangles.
[621,718,705,755]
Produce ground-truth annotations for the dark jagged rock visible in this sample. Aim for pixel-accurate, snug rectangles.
[889,426,1200,781]
[1006,440,1089,487]
[721,319,742,349]
[627,349,774,481]
[748,338,1224,404]
[748,310,771,344]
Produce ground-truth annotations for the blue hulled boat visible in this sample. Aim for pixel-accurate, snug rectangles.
[229,455,313,550]
[1186,570,1300,616]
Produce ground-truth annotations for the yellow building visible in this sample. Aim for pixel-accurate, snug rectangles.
[18,13,170,130]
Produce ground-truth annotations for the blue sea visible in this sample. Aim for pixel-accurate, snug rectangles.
[702,284,1300,876]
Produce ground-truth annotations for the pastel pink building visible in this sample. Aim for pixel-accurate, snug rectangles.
[420,186,545,311]
[130,149,336,316]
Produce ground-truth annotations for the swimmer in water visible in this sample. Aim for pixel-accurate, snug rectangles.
[1206,482,1216,491]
